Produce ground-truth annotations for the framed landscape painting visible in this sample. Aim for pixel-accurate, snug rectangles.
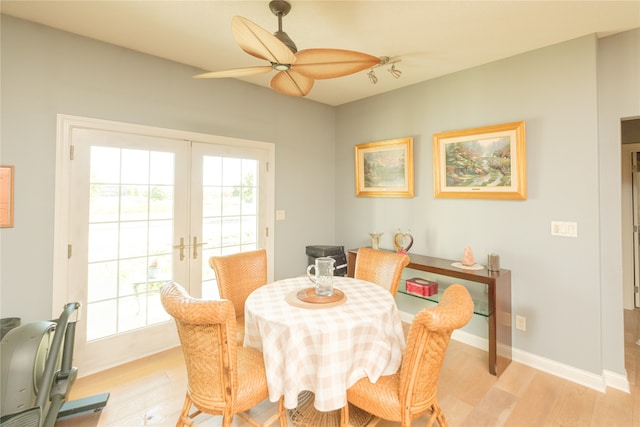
[355,137,414,197]
[433,121,526,200]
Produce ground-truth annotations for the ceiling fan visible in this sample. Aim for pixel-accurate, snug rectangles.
[194,0,381,97]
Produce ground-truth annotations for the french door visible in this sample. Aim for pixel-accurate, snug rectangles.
[55,115,274,374]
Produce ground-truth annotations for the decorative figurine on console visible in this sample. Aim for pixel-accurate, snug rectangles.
[451,246,484,270]
[461,246,475,266]
[369,232,383,250]
[393,230,414,254]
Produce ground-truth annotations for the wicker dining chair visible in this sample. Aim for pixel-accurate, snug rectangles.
[354,247,410,297]
[209,249,267,345]
[339,284,474,427]
[160,282,286,427]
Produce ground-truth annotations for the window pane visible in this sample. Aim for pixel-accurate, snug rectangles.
[87,261,118,302]
[203,186,222,218]
[119,222,148,259]
[222,216,241,246]
[222,157,241,186]
[148,220,173,255]
[88,223,119,262]
[242,159,257,187]
[222,187,241,216]
[119,257,147,297]
[87,300,117,340]
[149,186,173,220]
[90,146,120,184]
[120,185,149,221]
[89,184,120,222]
[150,151,174,185]
[121,149,149,184]
[203,156,222,186]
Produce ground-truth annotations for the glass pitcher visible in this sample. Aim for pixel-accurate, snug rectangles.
[306,257,335,296]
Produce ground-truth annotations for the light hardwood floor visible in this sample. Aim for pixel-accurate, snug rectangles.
[56,310,640,427]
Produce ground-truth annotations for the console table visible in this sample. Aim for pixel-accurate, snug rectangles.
[347,249,512,376]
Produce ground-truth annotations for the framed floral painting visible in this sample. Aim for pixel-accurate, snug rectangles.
[433,122,526,200]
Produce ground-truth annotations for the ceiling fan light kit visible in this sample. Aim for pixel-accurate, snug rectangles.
[367,56,402,85]
[193,0,380,97]
[368,69,378,85]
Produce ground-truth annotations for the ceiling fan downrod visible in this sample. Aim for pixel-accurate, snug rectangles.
[269,0,298,53]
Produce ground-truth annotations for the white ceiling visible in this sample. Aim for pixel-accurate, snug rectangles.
[2,0,639,106]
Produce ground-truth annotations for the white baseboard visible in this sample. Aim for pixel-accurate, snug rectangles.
[603,369,631,393]
[399,310,630,394]
[512,347,606,392]
[451,328,489,351]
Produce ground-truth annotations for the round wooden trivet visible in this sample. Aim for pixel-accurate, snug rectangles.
[296,287,345,304]
[284,289,347,309]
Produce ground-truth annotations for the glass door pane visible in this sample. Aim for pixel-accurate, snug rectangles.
[86,147,175,340]
[192,143,267,300]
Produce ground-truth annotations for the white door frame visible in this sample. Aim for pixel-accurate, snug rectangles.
[621,143,640,310]
[53,114,275,316]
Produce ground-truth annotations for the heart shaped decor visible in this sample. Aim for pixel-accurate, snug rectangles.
[393,232,414,253]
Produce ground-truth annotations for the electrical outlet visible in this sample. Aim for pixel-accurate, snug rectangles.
[516,315,526,331]
[551,221,578,238]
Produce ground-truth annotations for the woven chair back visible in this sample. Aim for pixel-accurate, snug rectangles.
[160,282,238,410]
[209,249,267,319]
[398,284,473,411]
[354,247,410,297]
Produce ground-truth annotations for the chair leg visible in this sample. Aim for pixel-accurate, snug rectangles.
[222,407,234,427]
[435,409,448,427]
[425,402,448,427]
[340,403,350,427]
[278,397,287,427]
[341,404,381,427]
[177,393,195,427]
[259,397,287,427]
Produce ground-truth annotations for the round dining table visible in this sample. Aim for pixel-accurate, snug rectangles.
[243,276,406,412]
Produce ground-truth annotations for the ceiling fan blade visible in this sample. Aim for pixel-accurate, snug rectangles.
[270,70,314,97]
[232,16,296,65]
[193,66,273,79]
[293,49,380,79]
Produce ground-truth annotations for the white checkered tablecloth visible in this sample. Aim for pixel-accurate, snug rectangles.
[244,276,406,412]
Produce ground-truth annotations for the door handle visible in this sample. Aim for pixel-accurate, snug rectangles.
[192,236,206,259]
[173,237,185,261]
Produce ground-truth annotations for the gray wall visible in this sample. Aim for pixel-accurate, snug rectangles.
[1,14,638,379]
[0,15,336,321]
[335,32,638,377]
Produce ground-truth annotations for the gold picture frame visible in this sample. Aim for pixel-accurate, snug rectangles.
[433,121,526,200]
[1,165,15,227]
[355,137,414,197]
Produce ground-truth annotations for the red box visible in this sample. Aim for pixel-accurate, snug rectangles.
[405,278,438,296]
